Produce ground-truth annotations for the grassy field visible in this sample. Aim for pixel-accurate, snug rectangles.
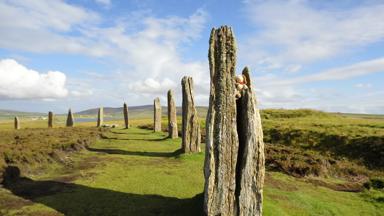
[0,109,383,215]
[0,126,383,216]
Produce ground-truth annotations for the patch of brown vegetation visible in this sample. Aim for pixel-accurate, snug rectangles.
[304,178,366,192]
[0,127,107,185]
[0,191,33,209]
[265,173,298,192]
[265,143,377,181]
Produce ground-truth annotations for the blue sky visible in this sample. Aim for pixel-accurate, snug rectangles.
[0,0,383,114]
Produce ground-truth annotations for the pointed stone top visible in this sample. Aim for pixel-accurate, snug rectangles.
[242,66,252,89]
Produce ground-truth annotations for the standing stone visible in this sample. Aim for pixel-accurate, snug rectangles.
[48,111,53,128]
[123,103,129,129]
[236,67,265,216]
[97,107,103,127]
[167,90,178,138]
[181,76,201,153]
[204,26,238,216]
[204,26,265,216]
[154,98,161,132]
[14,117,20,130]
[66,109,74,127]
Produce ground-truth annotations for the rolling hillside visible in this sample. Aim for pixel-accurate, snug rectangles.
[0,109,44,121]
[76,105,209,119]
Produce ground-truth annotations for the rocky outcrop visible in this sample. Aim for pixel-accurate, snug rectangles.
[167,90,178,138]
[123,103,129,129]
[204,26,265,216]
[48,111,53,128]
[66,109,74,127]
[154,98,162,132]
[181,76,201,153]
[97,107,103,127]
[14,117,20,130]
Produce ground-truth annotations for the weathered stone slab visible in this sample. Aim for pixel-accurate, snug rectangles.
[181,76,201,153]
[236,67,265,216]
[204,26,265,216]
[123,103,129,129]
[97,107,103,127]
[48,111,53,128]
[204,26,238,216]
[167,90,178,138]
[14,117,20,130]
[154,98,162,132]
[66,109,74,127]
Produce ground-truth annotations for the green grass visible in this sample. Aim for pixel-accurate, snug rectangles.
[0,126,383,216]
[261,109,384,168]
[264,172,384,216]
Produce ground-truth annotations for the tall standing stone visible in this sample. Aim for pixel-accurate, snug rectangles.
[14,117,20,130]
[97,107,103,127]
[48,111,53,128]
[236,67,265,216]
[204,26,265,216]
[123,103,129,129]
[66,109,74,127]
[181,76,201,153]
[154,98,161,132]
[167,90,178,138]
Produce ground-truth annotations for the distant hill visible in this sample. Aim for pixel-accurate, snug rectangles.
[76,105,209,119]
[0,109,45,120]
[76,105,152,115]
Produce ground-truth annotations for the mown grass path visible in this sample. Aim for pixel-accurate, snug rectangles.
[0,127,383,216]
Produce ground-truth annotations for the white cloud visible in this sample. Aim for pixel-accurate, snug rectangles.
[95,0,111,7]
[251,58,384,113]
[267,57,384,86]
[81,9,209,101]
[0,59,68,99]
[0,1,209,105]
[241,0,384,70]
[0,0,105,55]
[355,83,372,88]
[129,78,177,94]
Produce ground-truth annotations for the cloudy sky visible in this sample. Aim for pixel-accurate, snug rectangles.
[0,0,383,114]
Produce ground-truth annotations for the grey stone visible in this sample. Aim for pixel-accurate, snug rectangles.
[181,76,201,153]
[97,107,103,127]
[14,117,20,130]
[48,111,53,128]
[154,98,162,132]
[167,90,178,138]
[204,26,265,216]
[66,109,74,127]
[236,67,265,216]
[123,103,129,129]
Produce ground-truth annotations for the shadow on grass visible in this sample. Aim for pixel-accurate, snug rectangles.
[3,167,203,216]
[101,136,169,142]
[86,147,183,158]
[111,130,152,135]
